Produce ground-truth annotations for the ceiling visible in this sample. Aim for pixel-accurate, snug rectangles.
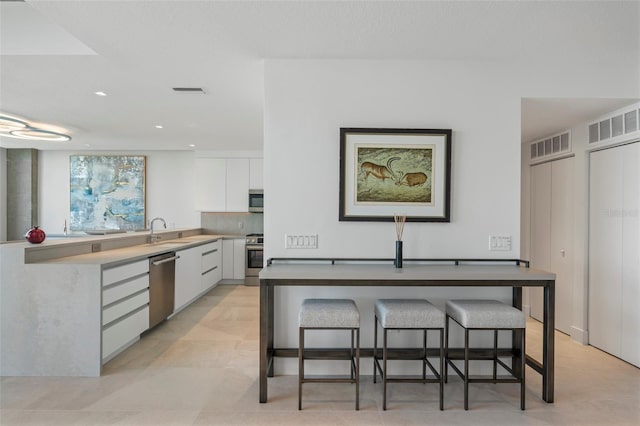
[1,0,638,151]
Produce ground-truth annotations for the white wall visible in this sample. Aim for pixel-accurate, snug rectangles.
[263,59,638,374]
[265,60,525,259]
[0,148,6,241]
[38,150,200,234]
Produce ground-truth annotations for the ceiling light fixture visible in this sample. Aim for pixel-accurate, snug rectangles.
[0,113,71,142]
[0,115,28,132]
[155,125,163,129]
[9,128,71,142]
[95,91,107,96]
[188,144,195,147]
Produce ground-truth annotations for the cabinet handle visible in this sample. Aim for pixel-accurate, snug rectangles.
[202,249,218,256]
[202,265,218,275]
[152,255,180,266]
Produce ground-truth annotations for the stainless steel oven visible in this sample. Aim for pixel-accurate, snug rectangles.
[245,233,263,286]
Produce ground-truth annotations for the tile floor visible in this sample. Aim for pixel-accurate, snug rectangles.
[1,285,639,425]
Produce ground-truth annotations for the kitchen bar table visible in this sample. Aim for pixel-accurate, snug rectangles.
[259,258,556,404]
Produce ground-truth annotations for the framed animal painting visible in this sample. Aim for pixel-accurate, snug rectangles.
[339,128,452,222]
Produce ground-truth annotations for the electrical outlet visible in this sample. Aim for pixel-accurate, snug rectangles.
[489,235,512,251]
[91,243,101,252]
[285,234,318,249]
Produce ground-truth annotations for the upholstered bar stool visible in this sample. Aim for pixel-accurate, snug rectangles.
[373,299,445,410]
[445,299,526,410]
[298,298,360,410]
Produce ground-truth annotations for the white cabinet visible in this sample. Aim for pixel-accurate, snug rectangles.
[222,238,246,282]
[529,157,574,335]
[195,158,226,211]
[101,259,150,361]
[226,159,250,211]
[201,240,222,291]
[233,239,246,278]
[249,158,264,189]
[588,142,639,367]
[174,246,202,311]
[195,158,250,212]
[175,240,222,312]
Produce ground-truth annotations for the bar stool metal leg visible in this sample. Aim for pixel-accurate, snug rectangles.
[356,328,360,410]
[464,328,470,411]
[423,329,427,380]
[439,328,444,411]
[444,316,449,383]
[298,327,304,411]
[383,328,388,410]
[521,328,526,410]
[373,314,378,383]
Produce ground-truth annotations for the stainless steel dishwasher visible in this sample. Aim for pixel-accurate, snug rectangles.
[149,251,179,328]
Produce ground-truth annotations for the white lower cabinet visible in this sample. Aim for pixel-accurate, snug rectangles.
[102,306,149,360]
[175,246,202,311]
[222,239,246,282]
[101,239,224,362]
[174,240,222,313]
[201,240,222,291]
[101,259,150,362]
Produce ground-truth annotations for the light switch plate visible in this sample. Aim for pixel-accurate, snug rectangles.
[285,234,318,249]
[489,235,512,251]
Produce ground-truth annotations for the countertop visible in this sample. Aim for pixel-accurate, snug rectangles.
[35,234,244,267]
[260,263,556,282]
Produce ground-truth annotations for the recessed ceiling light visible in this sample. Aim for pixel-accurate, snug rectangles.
[95,91,107,96]
[155,125,163,129]
[188,144,196,147]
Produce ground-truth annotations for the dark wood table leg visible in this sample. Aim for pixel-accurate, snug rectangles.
[512,287,523,379]
[259,279,269,403]
[267,283,274,377]
[543,280,555,402]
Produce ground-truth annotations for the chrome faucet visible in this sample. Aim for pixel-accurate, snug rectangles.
[148,217,167,243]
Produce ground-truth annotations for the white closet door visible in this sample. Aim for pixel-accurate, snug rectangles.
[588,147,624,359]
[550,157,574,335]
[530,158,574,333]
[620,143,639,366]
[530,162,551,322]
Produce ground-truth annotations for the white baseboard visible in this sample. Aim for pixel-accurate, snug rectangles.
[570,326,588,345]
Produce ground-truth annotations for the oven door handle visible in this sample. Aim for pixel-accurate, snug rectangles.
[246,245,264,250]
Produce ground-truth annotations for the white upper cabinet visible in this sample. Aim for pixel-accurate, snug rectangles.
[249,158,264,189]
[225,159,250,211]
[196,157,256,212]
[195,158,226,211]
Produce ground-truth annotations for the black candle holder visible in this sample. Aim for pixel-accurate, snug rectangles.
[395,240,403,268]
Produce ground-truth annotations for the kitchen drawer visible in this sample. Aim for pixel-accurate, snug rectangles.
[103,259,149,287]
[102,290,149,326]
[201,242,221,273]
[202,265,221,291]
[103,274,149,306]
[102,306,149,360]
